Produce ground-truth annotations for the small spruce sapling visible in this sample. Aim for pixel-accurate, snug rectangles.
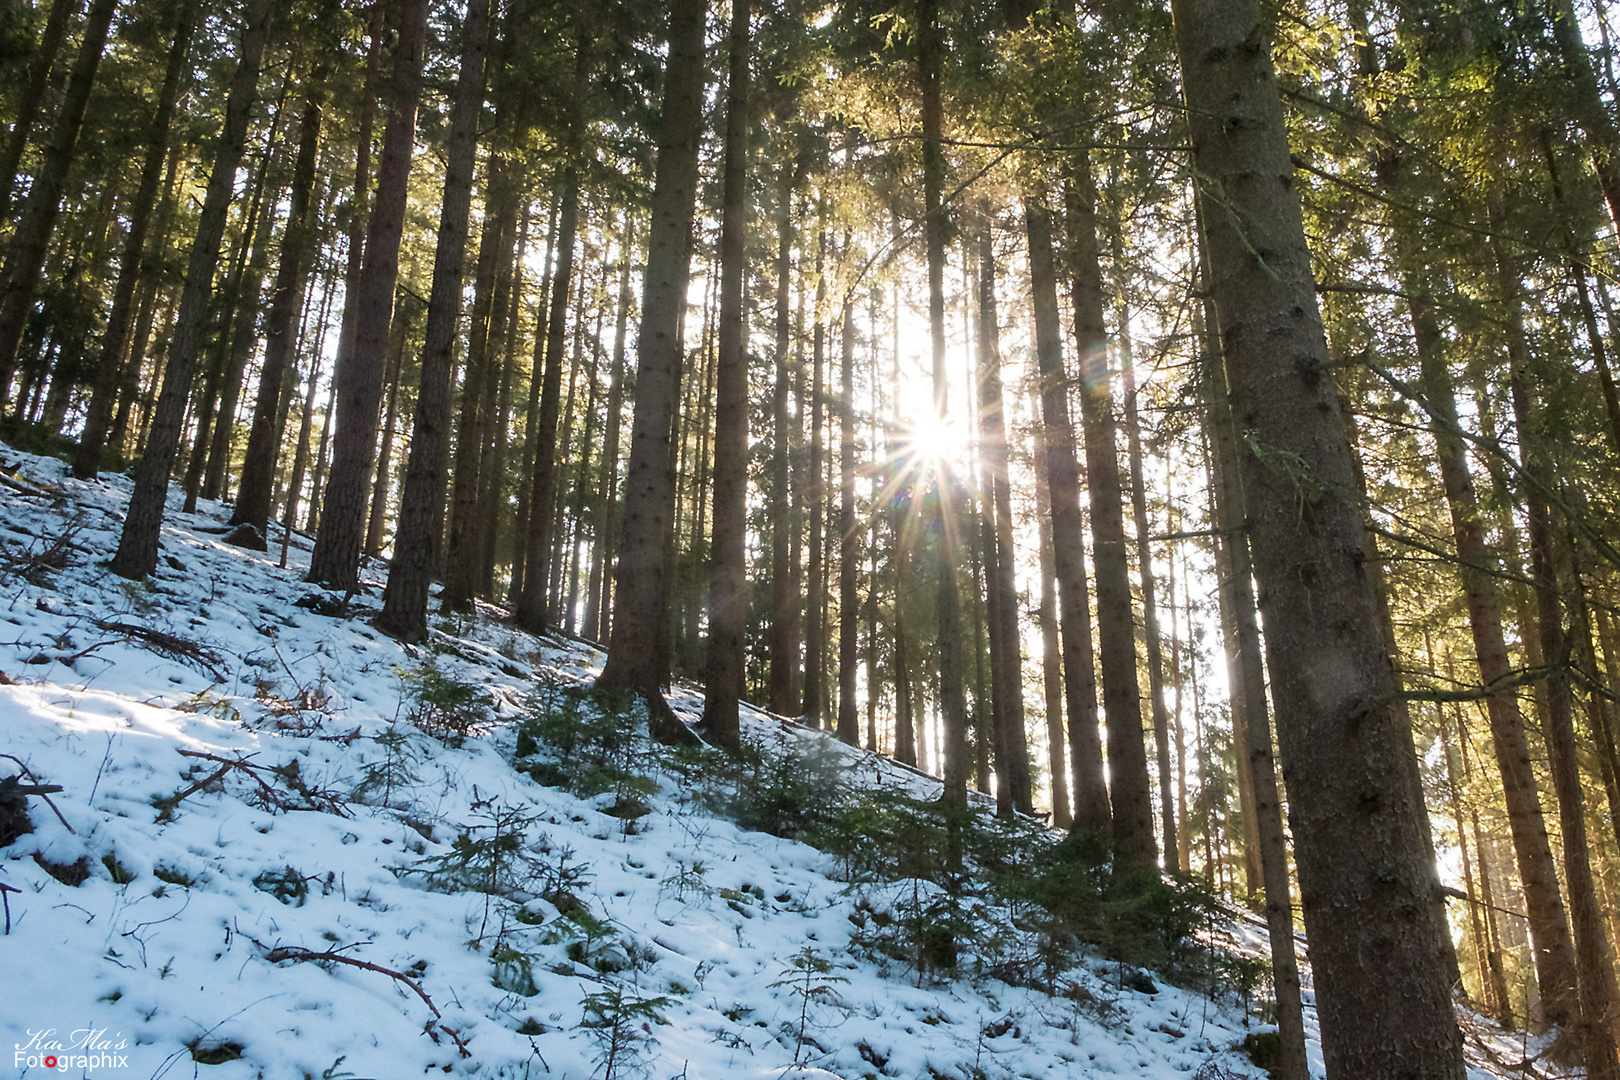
[397,656,490,740]
[580,987,670,1080]
[352,724,423,809]
[771,946,849,1066]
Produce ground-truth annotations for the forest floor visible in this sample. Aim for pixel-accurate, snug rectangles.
[0,442,1538,1079]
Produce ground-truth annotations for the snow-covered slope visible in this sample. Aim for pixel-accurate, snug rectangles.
[0,447,1522,1079]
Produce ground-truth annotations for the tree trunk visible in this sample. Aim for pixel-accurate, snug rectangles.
[976,221,1030,814]
[1119,299,1178,866]
[307,0,428,591]
[0,0,119,407]
[0,0,78,227]
[1031,388,1071,827]
[365,329,406,556]
[375,0,489,634]
[700,0,751,754]
[112,0,275,580]
[1496,204,1620,1076]
[231,57,328,538]
[768,166,800,715]
[803,226,827,725]
[837,276,860,747]
[75,0,195,479]
[1172,0,1465,1073]
[585,212,635,640]
[1067,159,1155,869]
[443,156,515,611]
[1201,285,1309,1080]
[1024,194,1108,834]
[920,0,968,810]
[595,0,707,745]
[1404,254,1582,1030]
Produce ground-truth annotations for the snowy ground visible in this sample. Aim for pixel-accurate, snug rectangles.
[0,445,1533,1079]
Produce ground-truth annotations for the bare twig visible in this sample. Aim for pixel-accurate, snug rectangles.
[0,753,74,834]
[163,750,349,818]
[260,942,472,1061]
[90,619,226,681]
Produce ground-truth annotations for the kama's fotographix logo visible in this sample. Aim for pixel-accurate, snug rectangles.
[14,1027,131,1072]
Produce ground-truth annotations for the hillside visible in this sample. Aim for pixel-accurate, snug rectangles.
[0,446,1522,1079]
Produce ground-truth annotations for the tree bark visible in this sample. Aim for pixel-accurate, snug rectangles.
[837,276,860,747]
[701,0,752,754]
[919,0,968,810]
[369,0,489,630]
[307,0,428,591]
[230,56,328,537]
[112,0,275,580]
[1119,299,1178,866]
[75,0,195,479]
[0,0,120,409]
[1024,194,1108,835]
[1172,0,1465,1073]
[595,0,707,746]
[976,221,1031,814]
[1067,158,1155,870]
[1404,254,1581,1030]
[442,156,514,611]
[1496,204,1620,1077]
[0,0,78,227]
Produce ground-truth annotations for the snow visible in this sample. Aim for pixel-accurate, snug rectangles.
[0,445,1533,1079]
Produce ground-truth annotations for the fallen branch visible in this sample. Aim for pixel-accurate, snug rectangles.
[90,619,226,681]
[0,468,57,498]
[152,763,233,821]
[0,754,74,835]
[260,942,469,1055]
[164,750,348,819]
[262,944,441,1017]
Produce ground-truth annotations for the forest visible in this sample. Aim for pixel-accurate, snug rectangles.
[4,0,1620,1075]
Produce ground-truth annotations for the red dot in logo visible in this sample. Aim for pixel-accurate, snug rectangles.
[44,1056,57,1068]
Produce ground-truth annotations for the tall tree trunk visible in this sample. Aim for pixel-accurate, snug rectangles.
[596,0,707,746]
[1496,204,1620,1077]
[1202,287,1309,1080]
[507,190,561,606]
[307,0,428,590]
[183,144,278,514]
[919,0,968,810]
[75,0,195,479]
[837,276,860,747]
[280,279,334,532]
[585,212,635,640]
[1404,254,1582,1030]
[1119,300,1178,865]
[803,226,827,725]
[201,99,290,505]
[371,0,486,638]
[768,165,800,715]
[976,221,1030,814]
[365,329,406,556]
[1031,388,1071,827]
[1172,0,1465,1073]
[112,0,275,580]
[478,205,527,596]
[700,0,751,753]
[0,0,78,227]
[517,31,594,629]
[0,0,119,408]
[1024,194,1108,834]
[231,59,328,538]
[1067,158,1155,869]
[443,156,515,611]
